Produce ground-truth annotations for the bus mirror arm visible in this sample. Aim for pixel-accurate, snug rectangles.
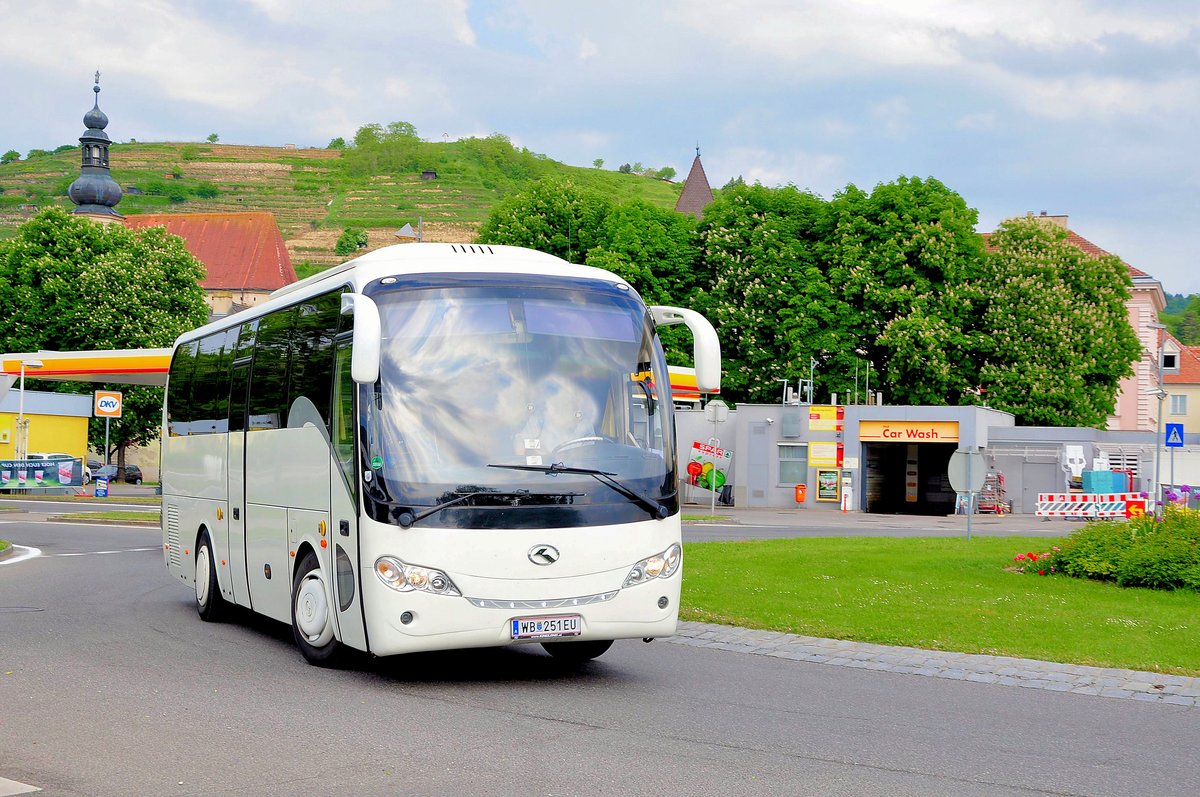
[341,293,382,384]
[650,306,721,393]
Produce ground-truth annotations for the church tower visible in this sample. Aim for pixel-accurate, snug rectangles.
[674,146,714,220]
[68,71,123,222]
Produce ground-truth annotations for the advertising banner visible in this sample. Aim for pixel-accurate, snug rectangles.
[810,441,844,467]
[687,441,733,493]
[0,458,85,489]
[816,468,841,501]
[809,405,844,432]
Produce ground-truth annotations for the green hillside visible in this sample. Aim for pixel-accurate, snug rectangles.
[0,137,682,275]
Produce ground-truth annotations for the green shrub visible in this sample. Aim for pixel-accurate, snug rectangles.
[193,182,219,199]
[1047,507,1200,591]
[335,226,368,256]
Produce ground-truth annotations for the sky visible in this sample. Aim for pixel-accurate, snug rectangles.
[3,0,1198,294]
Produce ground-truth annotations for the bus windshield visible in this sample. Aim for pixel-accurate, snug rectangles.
[363,274,678,528]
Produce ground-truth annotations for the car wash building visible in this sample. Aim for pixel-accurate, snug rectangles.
[676,402,1193,515]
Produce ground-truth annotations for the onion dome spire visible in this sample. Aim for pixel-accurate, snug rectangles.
[69,70,123,219]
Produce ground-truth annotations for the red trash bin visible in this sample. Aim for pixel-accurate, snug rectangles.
[795,483,807,503]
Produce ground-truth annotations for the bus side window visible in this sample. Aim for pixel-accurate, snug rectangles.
[250,306,296,430]
[166,340,199,436]
[332,337,356,497]
[289,292,342,432]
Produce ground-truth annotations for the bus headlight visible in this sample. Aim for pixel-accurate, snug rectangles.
[623,544,681,588]
[374,556,461,596]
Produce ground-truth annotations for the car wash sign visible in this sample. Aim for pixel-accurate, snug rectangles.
[859,421,959,443]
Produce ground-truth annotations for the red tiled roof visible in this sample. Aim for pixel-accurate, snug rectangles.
[1165,341,1200,386]
[675,155,714,220]
[124,212,296,292]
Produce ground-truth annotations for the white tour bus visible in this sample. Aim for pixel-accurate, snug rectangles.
[162,243,720,665]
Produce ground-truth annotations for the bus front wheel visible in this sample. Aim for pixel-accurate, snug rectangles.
[292,551,342,666]
[542,639,613,664]
[195,534,226,622]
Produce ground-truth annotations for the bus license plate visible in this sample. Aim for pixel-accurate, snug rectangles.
[511,614,582,640]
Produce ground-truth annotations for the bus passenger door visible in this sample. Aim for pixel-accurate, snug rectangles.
[226,360,251,607]
[330,338,367,651]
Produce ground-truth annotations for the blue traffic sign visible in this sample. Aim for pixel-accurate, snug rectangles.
[1165,423,1185,448]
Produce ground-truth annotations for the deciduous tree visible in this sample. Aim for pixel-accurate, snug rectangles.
[476,178,611,264]
[697,184,843,403]
[0,208,210,468]
[825,176,987,405]
[976,217,1142,426]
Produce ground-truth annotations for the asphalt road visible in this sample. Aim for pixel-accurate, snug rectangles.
[1,519,1197,797]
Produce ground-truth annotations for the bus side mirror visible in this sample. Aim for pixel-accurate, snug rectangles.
[341,293,381,384]
[650,306,721,393]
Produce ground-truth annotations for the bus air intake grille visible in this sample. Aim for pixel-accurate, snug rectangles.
[165,504,181,568]
[466,590,618,610]
[449,244,496,255]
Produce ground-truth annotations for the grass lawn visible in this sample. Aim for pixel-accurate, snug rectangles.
[0,494,162,506]
[56,511,159,522]
[682,536,1200,677]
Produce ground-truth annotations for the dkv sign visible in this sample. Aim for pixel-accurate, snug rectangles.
[94,390,123,418]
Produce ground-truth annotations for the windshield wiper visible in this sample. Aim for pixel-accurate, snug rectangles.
[488,462,670,520]
[397,487,585,528]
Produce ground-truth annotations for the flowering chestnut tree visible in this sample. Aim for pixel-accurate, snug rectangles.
[696,183,845,403]
[976,217,1141,427]
[0,207,209,464]
[824,176,988,406]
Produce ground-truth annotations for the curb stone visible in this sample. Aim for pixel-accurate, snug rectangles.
[667,621,1198,708]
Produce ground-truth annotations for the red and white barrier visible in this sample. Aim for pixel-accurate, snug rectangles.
[1035,493,1144,518]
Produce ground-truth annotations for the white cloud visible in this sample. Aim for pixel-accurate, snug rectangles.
[709,147,845,193]
[578,37,598,60]
[997,71,1200,121]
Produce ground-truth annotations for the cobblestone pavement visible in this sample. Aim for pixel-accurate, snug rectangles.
[667,621,1200,708]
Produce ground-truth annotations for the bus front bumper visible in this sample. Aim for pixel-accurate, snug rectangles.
[362,572,681,657]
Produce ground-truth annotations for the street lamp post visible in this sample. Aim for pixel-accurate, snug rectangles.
[1148,323,1166,517]
[15,358,44,461]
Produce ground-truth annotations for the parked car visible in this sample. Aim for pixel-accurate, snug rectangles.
[94,464,144,484]
[26,452,92,484]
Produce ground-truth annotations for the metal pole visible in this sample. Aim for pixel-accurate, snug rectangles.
[1151,324,1165,517]
[1170,446,1175,506]
[16,362,26,461]
[809,357,816,404]
[966,454,974,542]
[710,426,719,516]
[105,417,110,466]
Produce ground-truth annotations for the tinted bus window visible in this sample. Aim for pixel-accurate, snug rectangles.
[191,329,237,434]
[166,340,199,435]
[249,306,296,430]
[289,292,342,430]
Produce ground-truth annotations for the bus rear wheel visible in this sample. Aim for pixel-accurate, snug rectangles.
[542,639,613,663]
[292,551,342,666]
[195,534,226,622]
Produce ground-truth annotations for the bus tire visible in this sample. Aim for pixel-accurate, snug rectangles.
[195,534,226,622]
[292,550,342,666]
[542,639,613,663]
